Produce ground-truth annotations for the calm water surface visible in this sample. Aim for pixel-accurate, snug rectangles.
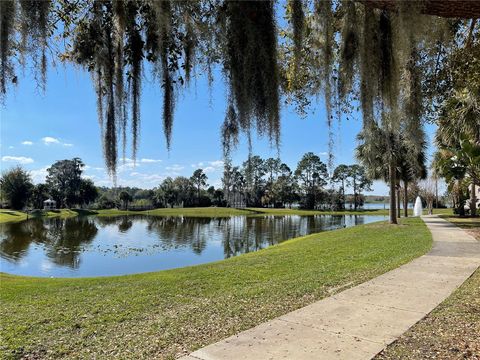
[0,215,385,277]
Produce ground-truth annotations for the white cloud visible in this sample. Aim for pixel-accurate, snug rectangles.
[42,137,60,145]
[22,141,33,145]
[203,166,216,173]
[209,160,224,168]
[140,158,162,163]
[2,156,34,164]
[166,164,184,172]
[116,158,162,172]
[318,152,328,156]
[30,167,49,183]
[164,164,185,177]
[191,160,224,173]
[41,137,73,147]
[118,158,137,172]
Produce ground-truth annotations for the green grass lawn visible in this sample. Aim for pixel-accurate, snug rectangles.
[0,209,84,224]
[0,206,454,224]
[0,210,28,223]
[377,216,479,360]
[0,217,431,359]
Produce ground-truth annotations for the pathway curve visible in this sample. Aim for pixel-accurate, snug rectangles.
[180,215,480,360]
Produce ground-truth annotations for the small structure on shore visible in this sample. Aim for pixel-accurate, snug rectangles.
[43,199,57,210]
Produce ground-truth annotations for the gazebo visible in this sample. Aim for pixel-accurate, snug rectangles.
[43,199,57,210]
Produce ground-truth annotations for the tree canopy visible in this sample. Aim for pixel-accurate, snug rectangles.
[1,0,478,181]
[0,166,33,209]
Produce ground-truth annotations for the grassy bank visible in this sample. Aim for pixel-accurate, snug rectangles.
[0,210,28,223]
[0,207,453,224]
[377,216,479,360]
[0,209,86,224]
[0,217,431,359]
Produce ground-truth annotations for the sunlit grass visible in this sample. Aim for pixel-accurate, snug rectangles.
[1,217,431,359]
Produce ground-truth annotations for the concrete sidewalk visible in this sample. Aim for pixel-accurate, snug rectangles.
[181,215,480,360]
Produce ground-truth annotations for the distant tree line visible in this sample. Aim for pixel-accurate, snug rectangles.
[153,169,225,208]
[94,169,224,210]
[0,158,98,210]
[222,153,373,210]
[1,154,375,211]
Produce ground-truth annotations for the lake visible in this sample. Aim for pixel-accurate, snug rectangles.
[0,214,386,277]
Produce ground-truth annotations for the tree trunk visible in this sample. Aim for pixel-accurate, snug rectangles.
[353,179,358,211]
[397,186,401,218]
[403,181,408,217]
[389,160,397,224]
[471,183,477,216]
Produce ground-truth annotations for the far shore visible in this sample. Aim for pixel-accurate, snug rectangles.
[0,207,453,224]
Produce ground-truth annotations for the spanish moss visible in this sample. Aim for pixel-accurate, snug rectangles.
[19,0,51,91]
[338,0,358,99]
[0,0,469,182]
[222,103,239,159]
[315,0,334,128]
[113,0,126,159]
[0,0,15,98]
[360,7,380,126]
[402,47,424,153]
[125,0,143,161]
[379,10,396,110]
[289,0,304,72]
[222,1,280,151]
[183,12,195,85]
[157,0,175,150]
[104,11,117,177]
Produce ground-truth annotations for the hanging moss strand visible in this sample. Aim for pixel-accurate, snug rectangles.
[0,0,15,98]
[223,1,280,150]
[125,1,143,161]
[113,0,126,160]
[338,0,358,99]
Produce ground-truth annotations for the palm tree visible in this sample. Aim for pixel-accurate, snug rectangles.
[356,122,399,223]
[190,169,208,203]
[434,140,480,216]
[119,191,132,210]
[397,138,427,217]
[436,88,480,216]
[356,119,427,223]
[436,89,480,146]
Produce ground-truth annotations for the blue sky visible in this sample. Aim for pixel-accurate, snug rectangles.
[1,60,438,195]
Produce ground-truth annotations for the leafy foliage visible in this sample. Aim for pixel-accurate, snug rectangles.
[0,166,33,210]
[46,158,85,208]
[1,0,475,183]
